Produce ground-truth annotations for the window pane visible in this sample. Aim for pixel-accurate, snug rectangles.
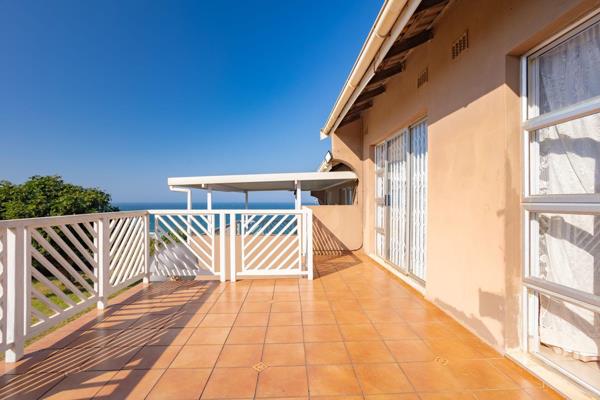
[386,133,409,268]
[530,21,600,115]
[530,292,600,394]
[533,212,600,297]
[532,113,600,194]
[409,121,427,280]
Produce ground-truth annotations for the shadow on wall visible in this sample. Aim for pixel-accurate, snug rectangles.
[433,288,505,349]
[313,217,350,255]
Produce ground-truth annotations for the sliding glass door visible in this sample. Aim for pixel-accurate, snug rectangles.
[374,119,428,282]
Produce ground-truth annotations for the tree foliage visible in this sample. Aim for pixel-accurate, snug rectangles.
[0,175,119,220]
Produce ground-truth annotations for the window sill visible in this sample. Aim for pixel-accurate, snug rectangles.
[506,350,599,400]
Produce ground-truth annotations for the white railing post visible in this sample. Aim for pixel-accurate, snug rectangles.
[229,212,236,282]
[23,228,31,340]
[5,225,25,362]
[305,208,314,280]
[186,192,192,245]
[97,217,110,309]
[219,213,226,282]
[143,213,150,285]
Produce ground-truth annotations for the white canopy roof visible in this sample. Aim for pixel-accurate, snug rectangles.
[168,171,357,192]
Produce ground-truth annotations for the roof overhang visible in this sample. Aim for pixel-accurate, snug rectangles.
[320,0,449,138]
[168,171,357,192]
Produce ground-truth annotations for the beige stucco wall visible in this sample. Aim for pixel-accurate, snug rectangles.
[308,205,362,254]
[330,0,600,352]
[328,115,365,247]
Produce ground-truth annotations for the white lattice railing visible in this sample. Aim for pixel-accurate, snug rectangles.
[0,211,148,362]
[228,208,313,281]
[108,214,148,292]
[0,208,313,363]
[26,216,99,337]
[150,210,224,280]
[238,210,304,277]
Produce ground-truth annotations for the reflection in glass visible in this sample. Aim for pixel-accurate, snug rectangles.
[532,293,600,393]
[534,113,600,195]
[533,21,600,115]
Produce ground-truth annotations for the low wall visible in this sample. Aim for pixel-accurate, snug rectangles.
[308,205,362,254]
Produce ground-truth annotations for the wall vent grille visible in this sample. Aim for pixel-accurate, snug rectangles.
[417,67,429,88]
[451,31,468,59]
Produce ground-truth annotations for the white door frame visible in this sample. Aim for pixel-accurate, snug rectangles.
[374,118,428,283]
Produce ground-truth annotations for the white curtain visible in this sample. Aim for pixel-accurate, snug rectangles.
[536,21,600,359]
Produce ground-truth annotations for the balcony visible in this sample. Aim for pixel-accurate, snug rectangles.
[0,210,562,399]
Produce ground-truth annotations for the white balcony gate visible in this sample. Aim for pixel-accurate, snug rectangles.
[150,210,221,280]
[233,210,313,280]
[0,208,313,362]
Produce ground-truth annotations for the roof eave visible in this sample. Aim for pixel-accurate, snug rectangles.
[320,0,422,138]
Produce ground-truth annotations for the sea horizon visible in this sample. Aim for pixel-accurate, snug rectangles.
[115,201,316,231]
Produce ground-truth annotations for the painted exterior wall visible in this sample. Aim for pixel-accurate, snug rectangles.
[308,205,362,254]
[329,0,600,352]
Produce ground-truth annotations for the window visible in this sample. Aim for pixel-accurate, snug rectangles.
[522,12,600,395]
[326,191,334,205]
[322,186,354,205]
[340,187,354,205]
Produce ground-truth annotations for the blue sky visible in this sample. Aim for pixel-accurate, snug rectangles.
[0,1,379,203]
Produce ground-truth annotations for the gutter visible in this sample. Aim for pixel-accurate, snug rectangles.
[320,0,422,139]
[169,185,192,210]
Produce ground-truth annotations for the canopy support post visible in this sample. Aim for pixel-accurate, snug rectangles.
[295,180,302,210]
[244,191,249,209]
[207,189,212,210]
[186,190,192,210]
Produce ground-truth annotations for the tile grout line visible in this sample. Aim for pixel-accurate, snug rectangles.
[199,280,252,400]
[297,277,312,399]
[351,273,420,396]
[324,264,367,399]
[34,283,184,400]
[144,282,196,399]
[255,280,274,399]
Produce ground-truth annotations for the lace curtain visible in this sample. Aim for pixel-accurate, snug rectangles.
[536,21,600,359]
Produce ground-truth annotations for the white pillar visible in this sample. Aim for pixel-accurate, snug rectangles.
[207,189,212,210]
[5,226,25,362]
[244,191,249,209]
[295,181,302,210]
[143,213,150,285]
[229,212,236,282]
[97,217,110,310]
[306,208,314,280]
[186,190,192,244]
[186,190,192,210]
[219,213,226,282]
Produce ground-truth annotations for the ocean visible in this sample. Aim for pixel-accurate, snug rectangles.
[114,201,313,231]
[115,201,301,212]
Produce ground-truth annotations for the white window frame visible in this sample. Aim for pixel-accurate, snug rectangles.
[520,10,600,396]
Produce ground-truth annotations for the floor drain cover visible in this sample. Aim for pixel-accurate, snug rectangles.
[253,362,269,372]
[435,356,449,366]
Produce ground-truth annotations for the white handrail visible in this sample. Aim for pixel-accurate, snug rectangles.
[149,209,304,216]
[0,210,147,228]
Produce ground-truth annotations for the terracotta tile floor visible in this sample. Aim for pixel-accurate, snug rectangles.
[0,253,563,399]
